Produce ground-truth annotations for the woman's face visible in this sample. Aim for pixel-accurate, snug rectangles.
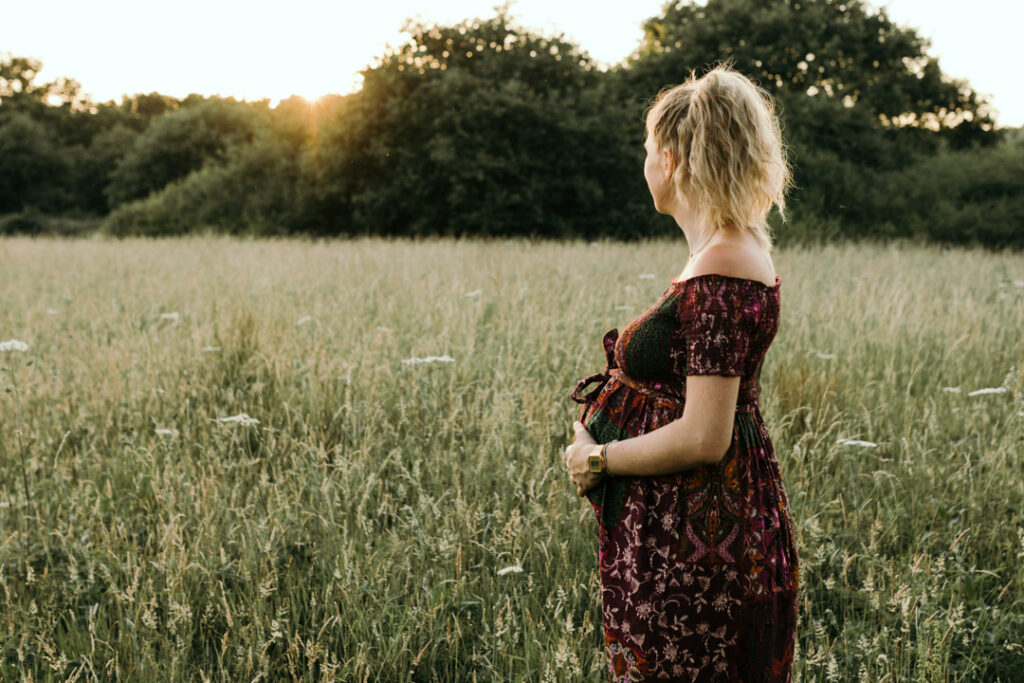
[643,124,675,214]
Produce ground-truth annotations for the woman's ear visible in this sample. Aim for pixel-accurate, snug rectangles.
[662,147,676,179]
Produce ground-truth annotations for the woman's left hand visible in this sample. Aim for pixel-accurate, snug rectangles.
[565,421,604,497]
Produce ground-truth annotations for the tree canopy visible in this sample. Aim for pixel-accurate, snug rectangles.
[627,0,994,136]
[0,2,1019,246]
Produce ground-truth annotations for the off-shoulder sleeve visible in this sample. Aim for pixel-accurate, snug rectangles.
[680,277,751,377]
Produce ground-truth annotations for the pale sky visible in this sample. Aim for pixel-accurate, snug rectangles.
[3,0,1021,127]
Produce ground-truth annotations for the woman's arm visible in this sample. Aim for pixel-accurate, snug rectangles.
[605,374,740,476]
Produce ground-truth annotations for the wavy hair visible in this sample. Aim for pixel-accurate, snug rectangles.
[646,63,792,250]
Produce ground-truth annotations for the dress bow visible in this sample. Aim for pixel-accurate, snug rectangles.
[570,328,619,406]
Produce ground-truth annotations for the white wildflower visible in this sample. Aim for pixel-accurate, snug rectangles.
[201,345,221,353]
[837,438,878,448]
[160,312,180,321]
[0,501,9,508]
[155,428,179,437]
[376,326,390,332]
[615,305,631,311]
[815,352,837,360]
[402,355,454,365]
[942,387,962,393]
[0,339,29,352]
[45,308,59,315]
[1014,280,1024,288]
[967,387,1007,397]
[214,413,260,426]
[637,273,656,280]
[464,289,482,298]
[497,565,524,576]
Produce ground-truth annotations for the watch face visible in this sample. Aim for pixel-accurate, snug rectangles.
[588,455,603,473]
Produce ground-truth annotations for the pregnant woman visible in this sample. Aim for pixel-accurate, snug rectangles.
[564,64,799,681]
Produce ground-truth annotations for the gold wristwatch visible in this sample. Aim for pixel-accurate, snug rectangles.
[587,441,617,474]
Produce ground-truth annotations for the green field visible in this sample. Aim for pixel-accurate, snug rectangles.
[1,236,1022,681]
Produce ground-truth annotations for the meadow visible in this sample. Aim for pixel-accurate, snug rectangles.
[1,236,1022,682]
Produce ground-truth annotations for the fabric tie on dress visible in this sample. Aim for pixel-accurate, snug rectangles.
[570,328,619,419]
[570,327,761,415]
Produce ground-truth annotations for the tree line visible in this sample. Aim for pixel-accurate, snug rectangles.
[1,0,1021,246]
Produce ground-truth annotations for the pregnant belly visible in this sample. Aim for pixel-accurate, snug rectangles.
[583,375,685,444]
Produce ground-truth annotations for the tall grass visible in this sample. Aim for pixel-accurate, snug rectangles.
[0,236,1022,681]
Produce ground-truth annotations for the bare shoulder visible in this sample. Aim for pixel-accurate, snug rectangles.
[688,236,776,287]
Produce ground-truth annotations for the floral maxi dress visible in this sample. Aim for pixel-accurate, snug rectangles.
[570,273,799,682]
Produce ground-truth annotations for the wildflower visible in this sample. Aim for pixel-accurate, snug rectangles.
[401,355,454,365]
[967,387,1007,397]
[615,305,631,311]
[1014,280,1024,288]
[376,326,391,332]
[497,565,524,576]
[0,501,9,508]
[160,312,180,321]
[464,289,482,298]
[815,352,837,360]
[201,345,221,353]
[0,339,29,352]
[155,428,179,437]
[637,273,656,280]
[45,308,58,315]
[942,387,962,393]
[296,315,315,326]
[214,413,260,426]
[837,438,878,448]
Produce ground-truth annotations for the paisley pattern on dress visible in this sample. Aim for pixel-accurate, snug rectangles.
[570,273,799,681]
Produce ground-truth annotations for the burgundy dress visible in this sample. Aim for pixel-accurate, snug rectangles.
[570,273,799,682]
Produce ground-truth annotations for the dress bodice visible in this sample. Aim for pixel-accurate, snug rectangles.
[572,273,781,414]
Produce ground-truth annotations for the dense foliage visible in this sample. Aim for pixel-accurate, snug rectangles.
[1,0,1020,245]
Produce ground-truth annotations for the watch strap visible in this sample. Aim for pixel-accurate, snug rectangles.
[602,440,619,476]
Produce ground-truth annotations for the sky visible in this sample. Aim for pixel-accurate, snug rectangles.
[3,0,1022,127]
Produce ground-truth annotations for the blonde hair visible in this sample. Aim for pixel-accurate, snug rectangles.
[646,63,792,250]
